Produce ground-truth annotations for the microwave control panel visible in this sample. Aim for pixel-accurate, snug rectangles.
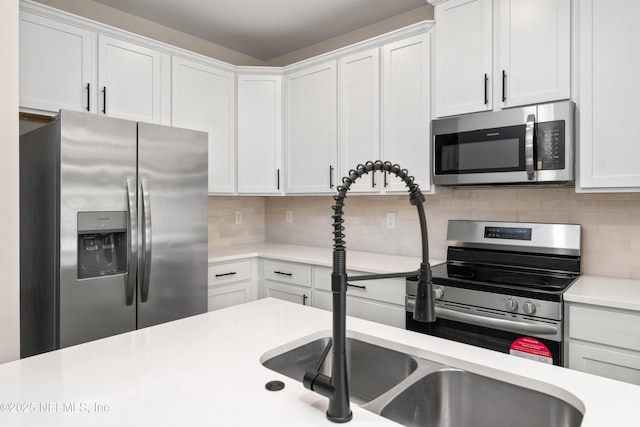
[536,120,565,170]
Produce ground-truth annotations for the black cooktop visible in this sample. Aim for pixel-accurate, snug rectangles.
[430,247,581,301]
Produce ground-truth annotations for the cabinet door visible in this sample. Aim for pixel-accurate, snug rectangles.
[434,0,492,117]
[208,282,251,311]
[19,11,97,113]
[499,0,570,107]
[264,281,311,306]
[339,48,381,193]
[578,0,640,191]
[98,35,169,124]
[237,74,283,194]
[381,33,432,192]
[172,57,235,194]
[285,61,338,194]
[568,342,640,386]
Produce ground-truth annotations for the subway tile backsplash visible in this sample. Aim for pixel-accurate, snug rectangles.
[209,188,640,279]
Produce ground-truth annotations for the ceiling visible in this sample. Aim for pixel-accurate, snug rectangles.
[92,0,428,61]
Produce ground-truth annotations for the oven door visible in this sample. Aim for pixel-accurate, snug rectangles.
[406,298,563,366]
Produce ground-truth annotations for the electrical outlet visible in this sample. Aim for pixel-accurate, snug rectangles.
[386,212,396,229]
[285,210,293,224]
[234,211,243,225]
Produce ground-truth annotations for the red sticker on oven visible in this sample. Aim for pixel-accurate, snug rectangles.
[509,337,553,364]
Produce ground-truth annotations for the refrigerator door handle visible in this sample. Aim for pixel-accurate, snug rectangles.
[140,179,152,303]
[126,178,137,306]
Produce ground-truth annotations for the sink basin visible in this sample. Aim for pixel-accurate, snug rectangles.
[262,336,419,404]
[262,332,583,427]
[379,368,584,427]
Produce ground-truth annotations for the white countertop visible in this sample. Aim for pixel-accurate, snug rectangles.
[208,243,441,273]
[211,243,640,313]
[565,275,640,311]
[1,298,640,426]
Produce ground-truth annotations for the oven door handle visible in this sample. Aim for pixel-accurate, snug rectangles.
[434,307,558,335]
[406,298,558,336]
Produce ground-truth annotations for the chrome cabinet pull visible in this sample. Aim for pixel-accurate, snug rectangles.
[525,114,535,181]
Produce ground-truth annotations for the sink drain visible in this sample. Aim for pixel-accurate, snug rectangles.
[265,380,285,391]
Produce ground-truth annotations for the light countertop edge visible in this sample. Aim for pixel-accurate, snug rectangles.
[564,275,640,312]
[2,298,640,426]
[208,243,444,274]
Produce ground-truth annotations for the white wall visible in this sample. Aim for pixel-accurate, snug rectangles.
[1,0,21,362]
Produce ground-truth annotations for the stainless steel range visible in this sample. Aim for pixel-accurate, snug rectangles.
[406,220,581,366]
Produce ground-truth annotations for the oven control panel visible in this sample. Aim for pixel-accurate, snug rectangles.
[484,226,532,240]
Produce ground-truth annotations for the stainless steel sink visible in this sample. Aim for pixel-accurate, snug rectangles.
[261,332,584,427]
[378,368,584,427]
[262,336,419,404]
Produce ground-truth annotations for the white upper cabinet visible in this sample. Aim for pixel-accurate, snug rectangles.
[237,72,283,194]
[381,33,432,193]
[498,0,570,108]
[577,0,640,191]
[433,0,492,117]
[431,0,570,117]
[98,35,170,124]
[172,56,236,194]
[19,10,97,113]
[19,4,169,124]
[284,61,338,194]
[339,48,381,193]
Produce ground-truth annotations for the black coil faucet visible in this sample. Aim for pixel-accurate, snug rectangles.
[302,160,436,423]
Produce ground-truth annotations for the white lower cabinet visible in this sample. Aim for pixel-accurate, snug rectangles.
[312,267,405,328]
[566,303,640,386]
[260,260,312,306]
[207,260,256,312]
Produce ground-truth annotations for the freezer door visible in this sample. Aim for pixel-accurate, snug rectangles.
[59,110,138,348]
[137,122,208,328]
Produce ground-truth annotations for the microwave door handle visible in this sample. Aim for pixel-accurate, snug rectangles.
[525,114,536,181]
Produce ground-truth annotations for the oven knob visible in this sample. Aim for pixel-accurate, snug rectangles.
[505,298,518,312]
[523,301,536,315]
[433,286,444,300]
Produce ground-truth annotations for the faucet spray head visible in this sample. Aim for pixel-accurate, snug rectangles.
[413,262,436,322]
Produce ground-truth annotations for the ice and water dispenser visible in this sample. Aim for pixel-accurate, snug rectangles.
[77,211,128,279]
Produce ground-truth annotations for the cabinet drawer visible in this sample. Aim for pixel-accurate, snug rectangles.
[313,289,404,328]
[313,267,404,305]
[208,261,251,286]
[262,260,312,287]
[569,305,640,352]
[568,342,640,386]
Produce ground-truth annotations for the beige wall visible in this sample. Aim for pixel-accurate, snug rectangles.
[32,0,265,66]
[208,197,266,249]
[209,189,640,280]
[1,0,20,362]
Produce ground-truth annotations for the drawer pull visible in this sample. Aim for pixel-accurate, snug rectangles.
[303,294,308,306]
[274,271,293,277]
[215,272,237,278]
[347,283,366,290]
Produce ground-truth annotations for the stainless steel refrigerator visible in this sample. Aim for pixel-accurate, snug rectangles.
[20,110,208,358]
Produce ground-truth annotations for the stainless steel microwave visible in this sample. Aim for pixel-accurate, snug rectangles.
[432,101,574,186]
